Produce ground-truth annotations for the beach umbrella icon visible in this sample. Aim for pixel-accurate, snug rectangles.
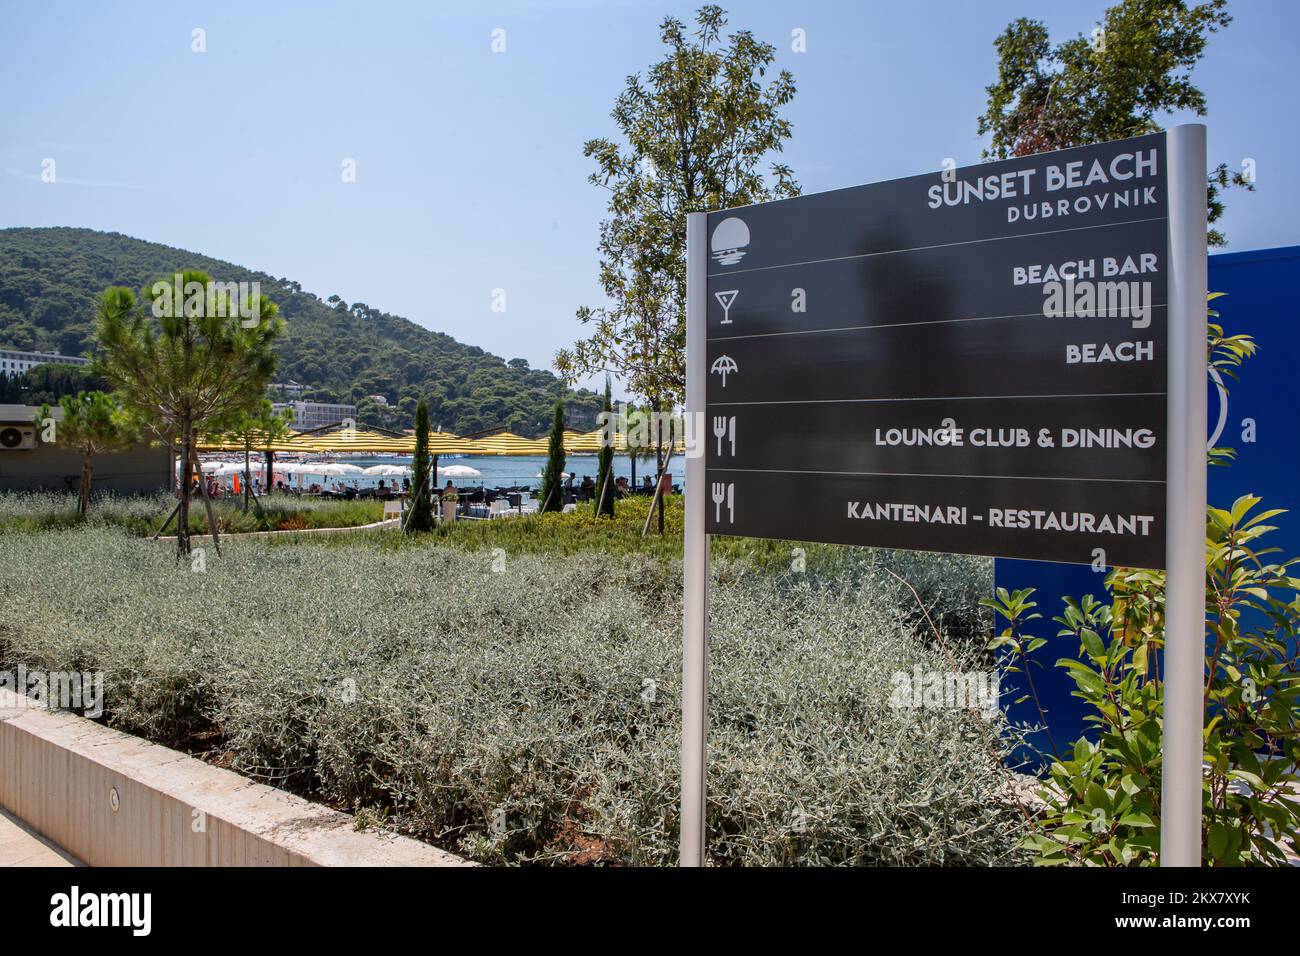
[710,355,738,386]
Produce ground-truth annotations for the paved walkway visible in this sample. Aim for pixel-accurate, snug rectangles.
[0,808,79,867]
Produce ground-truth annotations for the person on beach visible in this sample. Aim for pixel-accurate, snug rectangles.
[441,481,458,522]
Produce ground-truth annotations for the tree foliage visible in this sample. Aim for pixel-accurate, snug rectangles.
[35,390,140,516]
[0,227,600,436]
[555,5,798,410]
[406,398,434,533]
[212,399,294,510]
[94,271,281,554]
[594,378,615,518]
[977,0,1248,245]
[0,363,105,405]
[538,401,567,514]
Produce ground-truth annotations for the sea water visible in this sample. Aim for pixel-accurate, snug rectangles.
[295,454,686,491]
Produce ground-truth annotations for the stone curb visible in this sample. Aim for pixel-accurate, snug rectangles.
[0,689,471,867]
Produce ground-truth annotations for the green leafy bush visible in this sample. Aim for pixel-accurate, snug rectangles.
[987,495,1300,866]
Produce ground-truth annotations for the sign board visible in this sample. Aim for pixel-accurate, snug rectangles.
[703,132,1169,569]
[682,126,1207,868]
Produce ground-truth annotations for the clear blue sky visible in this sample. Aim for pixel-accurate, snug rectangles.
[2,0,1295,392]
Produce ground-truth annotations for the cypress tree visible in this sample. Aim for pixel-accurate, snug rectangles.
[406,398,434,532]
[594,377,615,517]
[538,400,567,513]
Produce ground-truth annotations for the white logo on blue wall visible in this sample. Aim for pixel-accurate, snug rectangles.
[711,217,750,266]
[1208,367,1228,450]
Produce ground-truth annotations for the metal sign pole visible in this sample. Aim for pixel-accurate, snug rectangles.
[1161,123,1208,867]
[681,210,710,866]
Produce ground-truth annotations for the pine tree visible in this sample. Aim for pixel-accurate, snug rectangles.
[594,377,615,517]
[406,398,434,532]
[95,274,280,555]
[36,391,139,517]
[538,400,567,513]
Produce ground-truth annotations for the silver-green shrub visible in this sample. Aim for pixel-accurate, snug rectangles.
[0,491,381,535]
[0,526,1024,865]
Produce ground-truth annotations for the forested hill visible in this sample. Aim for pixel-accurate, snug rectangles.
[0,227,600,436]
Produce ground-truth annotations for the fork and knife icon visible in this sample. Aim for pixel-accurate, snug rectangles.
[711,482,734,524]
[712,415,736,457]
[711,419,736,523]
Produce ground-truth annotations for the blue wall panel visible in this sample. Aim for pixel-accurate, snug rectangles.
[995,245,1300,766]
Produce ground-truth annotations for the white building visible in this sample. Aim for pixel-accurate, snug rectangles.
[0,349,91,376]
[272,400,357,431]
[268,380,306,397]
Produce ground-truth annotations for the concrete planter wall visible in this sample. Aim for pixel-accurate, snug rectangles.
[0,689,470,867]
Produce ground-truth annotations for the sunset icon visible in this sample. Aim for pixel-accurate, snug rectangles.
[710,217,750,266]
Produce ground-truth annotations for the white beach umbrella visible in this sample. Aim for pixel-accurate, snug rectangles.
[441,464,481,478]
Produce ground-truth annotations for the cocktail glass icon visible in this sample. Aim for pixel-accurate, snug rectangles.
[714,290,738,324]
[710,217,749,266]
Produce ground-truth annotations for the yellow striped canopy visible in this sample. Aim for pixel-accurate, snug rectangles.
[198,425,680,456]
[563,428,623,454]
[462,431,549,456]
[295,428,413,454]
[196,430,313,453]
[425,431,474,455]
[296,429,475,455]
[561,428,684,455]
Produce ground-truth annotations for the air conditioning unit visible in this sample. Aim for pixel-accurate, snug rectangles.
[0,426,37,450]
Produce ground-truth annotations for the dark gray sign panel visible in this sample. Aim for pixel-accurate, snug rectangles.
[703,132,1168,568]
